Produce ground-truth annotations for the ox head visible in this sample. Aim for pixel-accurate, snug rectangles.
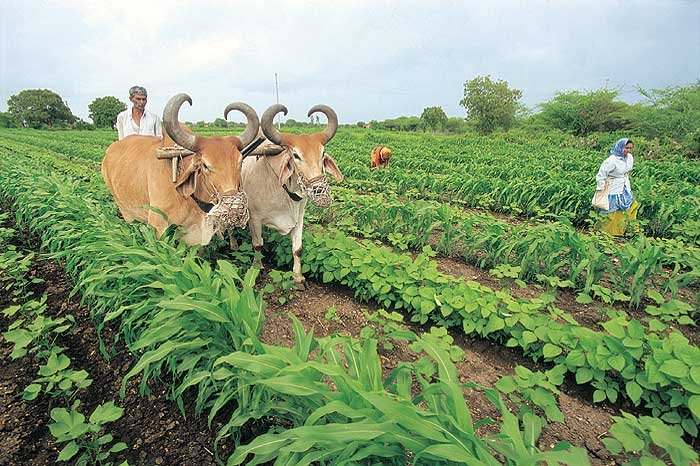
[260,104,343,207]
[163,93,259,229]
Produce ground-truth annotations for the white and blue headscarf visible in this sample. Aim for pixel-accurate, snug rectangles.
[610,138,630,158]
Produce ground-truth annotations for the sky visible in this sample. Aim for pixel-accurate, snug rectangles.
[1,0,699,124]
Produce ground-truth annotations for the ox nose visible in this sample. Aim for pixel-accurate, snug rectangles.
[207,191,250,230]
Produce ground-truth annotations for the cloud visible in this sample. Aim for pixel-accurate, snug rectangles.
[1,0,698,123]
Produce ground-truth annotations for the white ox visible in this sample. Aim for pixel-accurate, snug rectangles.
[241,104,343,288]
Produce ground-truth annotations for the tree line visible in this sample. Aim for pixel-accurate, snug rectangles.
[2,78,698,157]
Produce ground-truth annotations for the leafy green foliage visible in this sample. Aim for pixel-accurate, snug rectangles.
[420,106,448,131]
[362,309,416,350]
[262,269,297,305]
[7,89,76,128]
[48,401,128,466]
[536,90,629,136]
[495,365,566,424]
[460,75,523,134]
[88,96,126,128]
[602,411,698,466]
[23,350,92,401]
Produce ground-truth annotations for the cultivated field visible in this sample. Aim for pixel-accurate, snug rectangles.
[1,127,699,465]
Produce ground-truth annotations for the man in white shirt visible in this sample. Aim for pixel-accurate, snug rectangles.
[115,86,163,140]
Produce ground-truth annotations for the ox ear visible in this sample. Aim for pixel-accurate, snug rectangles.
[175,157,199,197]
[323,154,344,182]
[279,153,296,186]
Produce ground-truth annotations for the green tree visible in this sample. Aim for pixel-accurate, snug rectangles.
[213,117,228,128]
[536,89,628,136]
[459,75,522,134]
[0,112,17,128]
[444,117,468,134]
[630,82,700,141]
[420,106,448,131]
[88,96,126,128]
[7,89,76,128]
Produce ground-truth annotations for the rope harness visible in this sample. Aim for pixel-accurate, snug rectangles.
[263,151,333,207]
[156,145,250,231]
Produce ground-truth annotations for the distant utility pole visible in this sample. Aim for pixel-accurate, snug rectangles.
[275,72,281,129]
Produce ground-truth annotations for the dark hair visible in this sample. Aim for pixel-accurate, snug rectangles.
[626,139,633,144]
[129,86,147,98]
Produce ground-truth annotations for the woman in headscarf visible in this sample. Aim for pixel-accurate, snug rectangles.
[594,138,640,236]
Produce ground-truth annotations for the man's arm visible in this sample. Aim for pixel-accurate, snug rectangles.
[154,115,163,138]
[116,112,125,140]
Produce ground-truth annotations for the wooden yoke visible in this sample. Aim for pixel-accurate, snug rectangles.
[156,146,195,182]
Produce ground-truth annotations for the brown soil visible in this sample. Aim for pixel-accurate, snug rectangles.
[0,235,244,465]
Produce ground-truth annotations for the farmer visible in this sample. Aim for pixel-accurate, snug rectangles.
[594,138,639,236]
[116,86,162,140]
[370,145,392,169]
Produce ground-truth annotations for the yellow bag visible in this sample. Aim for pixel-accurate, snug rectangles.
[591,180,610,210]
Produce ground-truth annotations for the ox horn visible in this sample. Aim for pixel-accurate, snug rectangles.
[163,93,197,151]
[261,104,288,146]
[308,105,338,143]
[224,102,259,149]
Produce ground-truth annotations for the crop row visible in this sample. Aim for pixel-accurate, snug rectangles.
[0,148,595,464]
[0,212,129,465]
[326,128,700,241]
[2,131,697,315]
[260,226,700,437]
[2,127,698,242]
[309,187,699,311]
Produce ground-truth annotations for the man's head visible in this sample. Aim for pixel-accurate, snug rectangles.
[129,86,148,111]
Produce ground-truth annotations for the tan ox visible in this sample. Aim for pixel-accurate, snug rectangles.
[102,93,258,245]
[242,104,343,288]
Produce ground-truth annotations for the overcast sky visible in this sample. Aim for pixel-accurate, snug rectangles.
[1,0,698,124]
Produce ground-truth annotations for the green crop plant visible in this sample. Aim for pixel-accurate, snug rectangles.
[601,412,698,466]
[645,291,695,325]
[23,350,92,401]
[362,309,416,350]
[3,296,75,359]
[262,269,297,305]
[221,323,590,465]
[48,401,128,465]
[495,365,566,424]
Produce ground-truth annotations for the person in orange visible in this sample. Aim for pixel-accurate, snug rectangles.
[370,145,392,169]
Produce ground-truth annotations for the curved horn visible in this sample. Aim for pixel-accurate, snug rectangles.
[261,104,287,145]
[308,105,338,143]
[224,102,260,149]
[163,93,197,151]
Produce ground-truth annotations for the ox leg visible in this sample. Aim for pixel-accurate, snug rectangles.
[227,230,239,250]
[250,219,264,269]
[147,210,170,240]
[290,221,305,290]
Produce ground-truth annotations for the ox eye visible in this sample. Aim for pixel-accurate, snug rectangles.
[293,152,301,160]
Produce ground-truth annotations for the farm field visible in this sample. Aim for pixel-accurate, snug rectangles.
[1,126,699,466]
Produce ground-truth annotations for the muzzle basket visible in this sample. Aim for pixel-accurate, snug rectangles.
[207,191,250,232]
[299,175,333,208]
